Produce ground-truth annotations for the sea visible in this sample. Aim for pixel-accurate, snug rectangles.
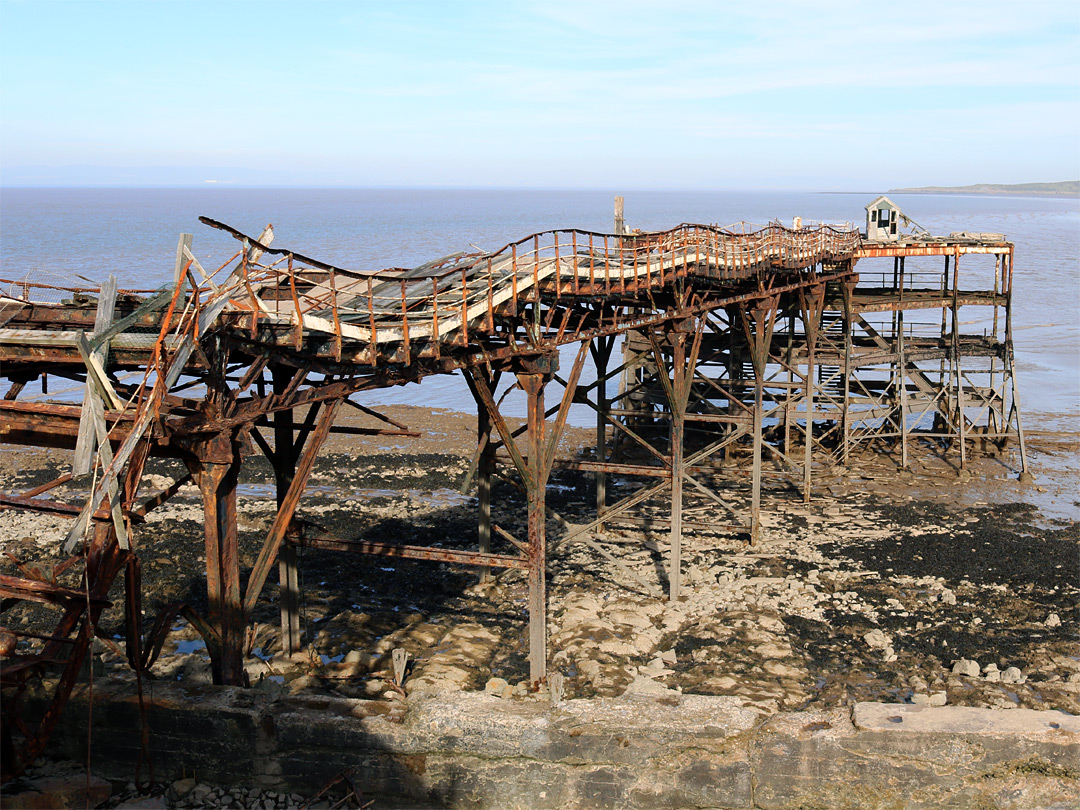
[1,187,1077,434]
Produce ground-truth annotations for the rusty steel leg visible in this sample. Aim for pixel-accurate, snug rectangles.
[518,368,548,685]
[124,555,144,669]
[841,281,854,468]
[476,369,497,583]
[590,335,614,527]
[800,284,823,503]
[668,334,685,600]
[951,251,968,473]
[741,300,777,546]
[193,456,246,686]
[273,368,301,655]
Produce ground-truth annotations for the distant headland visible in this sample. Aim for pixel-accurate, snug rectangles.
[888,181,1078,197]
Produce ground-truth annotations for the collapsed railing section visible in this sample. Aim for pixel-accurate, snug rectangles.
[198,218,860,361]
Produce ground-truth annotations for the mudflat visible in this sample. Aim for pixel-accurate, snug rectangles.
[1,405,1077,716]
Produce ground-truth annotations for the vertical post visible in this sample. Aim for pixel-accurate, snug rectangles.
[898,257,909,468]
[614,196,625,237]
[668,330,686,599]
[936,255,950,439]
[523,369,548,680]
[841,280,854,467]
[591,336,613,526]
[1004,247,1031,481]
[988,254,1001,435]
[783,307,794,460]
[518,369,548,684]
[274,368,301,655]
[799,284,822,504]
[194,455,245,686]
[477,368,496,583]
[724,306,741,464]
[742,300,776,545]
[751,367,764,545]
[951,250,967,471]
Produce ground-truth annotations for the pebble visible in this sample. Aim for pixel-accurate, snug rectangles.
[940,588,957,605]
[1045,613,1062,628]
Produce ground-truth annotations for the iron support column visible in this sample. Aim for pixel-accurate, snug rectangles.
[519,370,548,684]
[273,368,301,654]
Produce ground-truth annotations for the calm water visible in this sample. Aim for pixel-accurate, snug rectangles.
[1,188,1077,430]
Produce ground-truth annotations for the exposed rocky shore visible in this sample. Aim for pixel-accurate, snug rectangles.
[1,406,1077,808]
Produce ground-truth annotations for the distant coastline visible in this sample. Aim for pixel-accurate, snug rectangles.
[888,181,1078,197]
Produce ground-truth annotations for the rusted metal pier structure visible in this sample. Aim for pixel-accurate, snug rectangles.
[0,201,1027,778]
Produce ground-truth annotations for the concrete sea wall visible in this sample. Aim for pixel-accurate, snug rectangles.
[43,680,1080,809]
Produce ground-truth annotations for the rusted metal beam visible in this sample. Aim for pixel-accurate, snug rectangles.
[294,535,529,570]
[244,399,340,617]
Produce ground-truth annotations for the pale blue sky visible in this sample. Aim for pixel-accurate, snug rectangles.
[1,0,1077,189]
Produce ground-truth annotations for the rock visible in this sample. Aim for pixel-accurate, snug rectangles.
[756,640,792,659]
[911,692,930,705]
[644,657,666,672]
[598,639,639,657]
[180,655,213,685]
[577,659,602,681]
[659,648,677,665]
[484,677,513,698]
[114,797,168,809]
[288,674,319,694]
[952,658,980,677]
[863,629,890,650]
[1001,666,1024,684]
[763,660,803,679]
[1045,613,1062,628]
[167,778,197,802]
[929,691,947,706]
[190,784,214,805]
[343,649,371,667]
[622,673,680,698]
[940,588,957,605]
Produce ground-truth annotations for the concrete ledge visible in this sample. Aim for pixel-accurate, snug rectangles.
[33,680,1080,809]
